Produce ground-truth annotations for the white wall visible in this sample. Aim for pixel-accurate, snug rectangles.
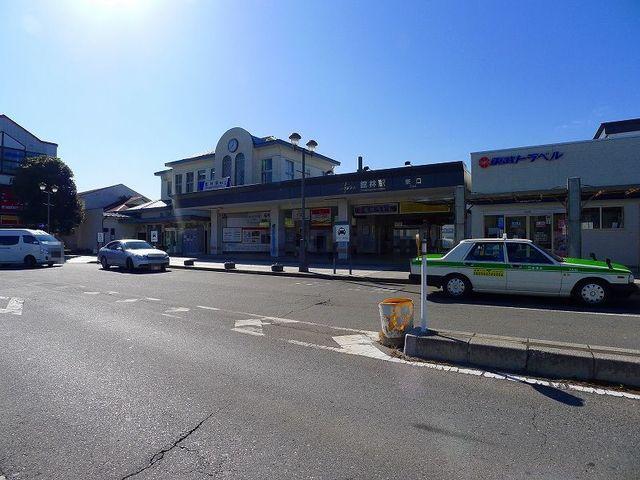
[471,135,640,194]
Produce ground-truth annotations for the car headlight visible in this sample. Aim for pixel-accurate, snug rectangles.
[630,273,635,283]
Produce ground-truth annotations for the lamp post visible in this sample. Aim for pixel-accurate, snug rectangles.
[289,132,318,273]
[39,183,58,232]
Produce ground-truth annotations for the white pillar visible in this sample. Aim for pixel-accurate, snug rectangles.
[210,210,221,254]
[270,206,285,258]
[337,199,350,260]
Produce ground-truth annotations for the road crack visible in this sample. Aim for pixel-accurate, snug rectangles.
[120,409,220,479]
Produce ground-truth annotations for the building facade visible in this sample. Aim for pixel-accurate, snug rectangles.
[470,119,640,269]
[145,127,470,261]
[0,115,58,226]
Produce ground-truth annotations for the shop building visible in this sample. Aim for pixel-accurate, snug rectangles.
[470,118,640,269]
[155,127,470,261]
[0,114,58,226]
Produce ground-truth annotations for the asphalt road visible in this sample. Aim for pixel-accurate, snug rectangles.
[1,264,639,479]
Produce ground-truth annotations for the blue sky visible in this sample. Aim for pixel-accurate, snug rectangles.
[2,0,639,199]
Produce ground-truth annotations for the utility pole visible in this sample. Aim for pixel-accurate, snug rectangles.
[289,133,318,273]
[39,183,58,232]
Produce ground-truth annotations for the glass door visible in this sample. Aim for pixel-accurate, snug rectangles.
[505,216,527,239]
[553,213,568,257]
[529,215,552,250]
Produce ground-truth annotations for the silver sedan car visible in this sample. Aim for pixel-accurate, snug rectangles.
[98,239,170,271]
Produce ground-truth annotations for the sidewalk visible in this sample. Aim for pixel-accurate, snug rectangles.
[169,256,411,283]
[64,255,411,283]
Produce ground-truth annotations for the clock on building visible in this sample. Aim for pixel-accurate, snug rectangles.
[228,138,239,153]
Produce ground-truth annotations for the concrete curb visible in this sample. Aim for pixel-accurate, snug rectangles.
[170,263,411,284]
[404,329,640,388]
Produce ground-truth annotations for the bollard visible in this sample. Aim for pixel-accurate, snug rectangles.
[224,261,236,270]
[271,263,283,272]
[420,238,428,332]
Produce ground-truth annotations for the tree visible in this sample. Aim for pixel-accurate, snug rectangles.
[12,156,83,234]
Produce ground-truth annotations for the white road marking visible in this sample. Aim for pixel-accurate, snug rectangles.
[107,291,119,295]
[232,318,265,336]
[0,297,24,316]
[116,298,140,303]
[161,313,182,319]
[83,291,100,295]
[164,307,190,313]
[145,297,161,301]
[194,304,640,400]
[197,306,220,311]
[449,302,640,318]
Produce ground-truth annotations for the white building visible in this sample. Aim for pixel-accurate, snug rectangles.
[140,127,469,260]
[470,118,640,269]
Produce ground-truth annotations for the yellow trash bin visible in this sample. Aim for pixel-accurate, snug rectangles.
[378,297,414,338]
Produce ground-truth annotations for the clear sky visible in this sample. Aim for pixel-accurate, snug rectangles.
[2,0,639,199]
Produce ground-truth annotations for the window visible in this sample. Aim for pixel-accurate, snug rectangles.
[185,172,194,193]
[23,235,38,244]
[222,155,232,178]
[234,153,245,185]
[107,241,121,250]
[167,181,172,197]
[285,160,294,180]
[602,207,623,229]
[581,208,600,229]
[466,242,504,262]
[261,158,272,183]
[484,215,504,238]
[197,169,206,191]
[175,174,183,194]
[506,242,552,264]
[210,168,215,180]
[505,216,526,239]
[0,235,19,246]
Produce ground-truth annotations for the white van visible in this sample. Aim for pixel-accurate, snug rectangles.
[0,229,65,267]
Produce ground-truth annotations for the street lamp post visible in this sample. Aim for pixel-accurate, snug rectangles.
[289,133,318,273]
[39,183,58,232]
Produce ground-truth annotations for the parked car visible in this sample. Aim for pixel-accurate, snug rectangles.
[0,228,65,267]
[98,239,170,271]
[409,237,637,306]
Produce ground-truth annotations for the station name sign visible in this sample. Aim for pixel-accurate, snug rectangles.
[479,151,563,169]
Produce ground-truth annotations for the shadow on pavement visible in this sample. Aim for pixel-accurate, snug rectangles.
[528,383,585,407]
[423,290,640,316]
[0,265,62,271]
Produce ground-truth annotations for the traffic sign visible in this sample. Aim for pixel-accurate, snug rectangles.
[334,223,350,243]
[97,232,104,243]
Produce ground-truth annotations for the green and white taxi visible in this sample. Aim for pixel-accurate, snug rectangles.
[410,238,638,306]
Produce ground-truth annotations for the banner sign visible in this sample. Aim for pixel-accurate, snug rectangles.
[353,203,399,216]
[202,177,231,191]
[223,227,242,243]
[311,208,332,226]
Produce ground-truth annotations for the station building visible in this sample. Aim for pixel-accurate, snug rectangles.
[0,115,58,226]
[470,118,640,269]
[145,127,469,260]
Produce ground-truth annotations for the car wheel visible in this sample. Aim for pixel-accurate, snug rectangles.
[48,262,54,267]
[161,265,167,272]
[100,256,109,270]
[24,255,37,268]
[443,274,471,298]
[576,279,609,306]
[408,273,420,284]
[126,258,134,272]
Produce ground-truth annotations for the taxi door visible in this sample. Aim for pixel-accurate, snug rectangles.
[463,242,507,292]
[505,242,562,294]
